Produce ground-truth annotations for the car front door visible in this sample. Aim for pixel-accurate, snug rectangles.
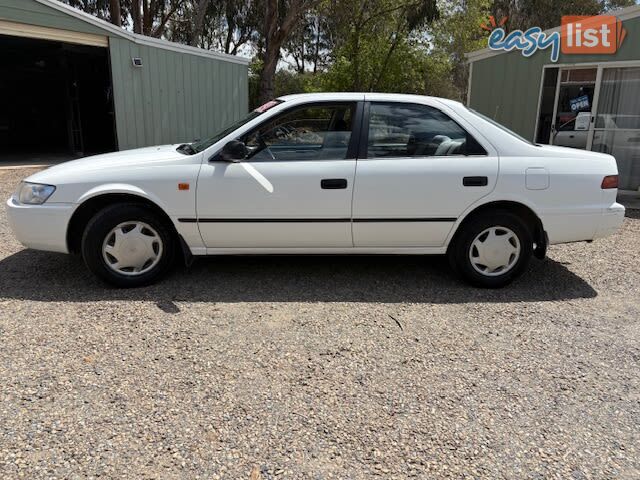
[196,101,361,249]
[352,100,498,247]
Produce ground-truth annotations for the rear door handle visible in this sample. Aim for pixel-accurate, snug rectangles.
[321,178,348,189]
[463,176,488,187]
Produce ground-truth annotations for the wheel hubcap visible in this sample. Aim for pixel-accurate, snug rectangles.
[469,226,521,277]
[102,222,163,276]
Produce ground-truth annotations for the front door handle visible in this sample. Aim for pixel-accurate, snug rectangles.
[463,176,488,187]
[321,178,348,189]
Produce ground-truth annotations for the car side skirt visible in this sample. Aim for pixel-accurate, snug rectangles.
[194,247,448,255]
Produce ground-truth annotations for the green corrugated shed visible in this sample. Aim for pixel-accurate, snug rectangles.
[0,0,249,150]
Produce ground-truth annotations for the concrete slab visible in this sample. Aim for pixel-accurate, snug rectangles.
[0,152,77,169]
[618,190,640,210]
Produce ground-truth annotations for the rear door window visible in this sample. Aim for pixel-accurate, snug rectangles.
[367,103,486,158]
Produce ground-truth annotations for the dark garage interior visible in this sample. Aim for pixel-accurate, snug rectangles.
[0,35,117,163]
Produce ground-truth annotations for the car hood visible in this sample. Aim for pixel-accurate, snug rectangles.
[26,145,191,184]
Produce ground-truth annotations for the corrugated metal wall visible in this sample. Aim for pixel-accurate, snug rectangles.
[469,14,640,140]
[0,0,249,151]
[109,37,248,150]
[0,0,108,35]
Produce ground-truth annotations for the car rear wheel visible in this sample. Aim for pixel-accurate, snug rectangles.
[448,210,533,288]
[81,203,175,287]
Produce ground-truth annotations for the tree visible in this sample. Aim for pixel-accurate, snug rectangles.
[62,0,185,37]
[109,0,122,26]
[205,0,261,53]
[61,0,179,33]
[602,0,637,9]
[489,0,623,32]
[258,0,322,104]
[319,0,438,92]
[282,11,330,73]
[190,0,209,46]
[131,0,142,33]
[429,0,491,101]
[62,0,126,26]
[167,0,260,53]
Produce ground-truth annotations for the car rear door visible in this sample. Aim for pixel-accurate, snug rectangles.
[352,99,499,247]
[195,100,363,248]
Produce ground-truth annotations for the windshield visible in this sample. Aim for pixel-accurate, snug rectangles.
[466,107,535,145]
[189,100,283,153]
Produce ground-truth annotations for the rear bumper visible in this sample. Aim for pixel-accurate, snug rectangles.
[6,196,74,253]
[544,202,625,244]
[593,202,625,239]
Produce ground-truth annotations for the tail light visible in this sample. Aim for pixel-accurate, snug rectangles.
[601,175,619,189]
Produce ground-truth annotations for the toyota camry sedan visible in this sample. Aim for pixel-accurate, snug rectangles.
[6,93,625,288]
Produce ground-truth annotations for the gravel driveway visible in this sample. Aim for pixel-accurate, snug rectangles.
[1,167,638,479]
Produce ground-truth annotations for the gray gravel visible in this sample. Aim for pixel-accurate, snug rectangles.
[1,167,639,479]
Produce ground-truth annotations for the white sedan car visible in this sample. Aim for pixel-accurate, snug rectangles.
[6,93,625,288]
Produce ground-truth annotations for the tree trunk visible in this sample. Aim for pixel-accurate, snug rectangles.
[371,34,400,91]
[109,0,122,27]
[258,0,280,104]
[224,30,232,53]
[190,0,209,47]
[313,16,320,74]
[131,0,142,34]
[258,52,279,104]
[258,0,316,104]
[142,0,151,36]
[299,30,305,73]
[351,1,367,90]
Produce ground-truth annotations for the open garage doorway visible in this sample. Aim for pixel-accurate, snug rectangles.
[0,35,117,164]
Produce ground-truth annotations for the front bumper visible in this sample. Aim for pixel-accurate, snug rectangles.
[594,202,626,239]
[6,196,75,253]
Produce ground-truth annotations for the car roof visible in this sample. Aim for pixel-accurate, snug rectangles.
[277,92,464,109]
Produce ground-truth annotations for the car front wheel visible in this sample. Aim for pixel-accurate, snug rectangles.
[81,203,175,287]
[448,210,533,288]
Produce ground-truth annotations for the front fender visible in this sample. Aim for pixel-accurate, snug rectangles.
[76,183,170,213]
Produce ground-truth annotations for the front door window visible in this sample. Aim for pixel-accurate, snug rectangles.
[243,103,355,162]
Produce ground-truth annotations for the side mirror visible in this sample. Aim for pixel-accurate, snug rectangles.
[219,140,248,162]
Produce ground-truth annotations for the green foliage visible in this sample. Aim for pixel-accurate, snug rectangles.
[322,41,432,94]
[248,0,486,105]
[316,0,439,92]
[249,61,325,108]
[490,0,629,31]
[429,0,492,100]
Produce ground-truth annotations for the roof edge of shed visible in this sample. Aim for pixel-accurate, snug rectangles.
[33,0,250,65]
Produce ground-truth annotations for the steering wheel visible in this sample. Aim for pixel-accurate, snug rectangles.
[257,133,276,160]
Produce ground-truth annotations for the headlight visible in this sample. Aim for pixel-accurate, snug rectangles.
[17,182,56,205]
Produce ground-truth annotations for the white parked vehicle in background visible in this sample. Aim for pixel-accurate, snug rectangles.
[7,93,625,288]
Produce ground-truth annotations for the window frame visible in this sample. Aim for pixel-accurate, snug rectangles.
[237,101,364,162]
[359,101,488,160]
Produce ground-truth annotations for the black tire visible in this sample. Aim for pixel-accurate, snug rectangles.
[81,203,175,287]
[448,210,533,288]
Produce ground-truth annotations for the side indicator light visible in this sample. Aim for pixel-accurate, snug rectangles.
[601,175,618,189]
[178,183,190,191]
